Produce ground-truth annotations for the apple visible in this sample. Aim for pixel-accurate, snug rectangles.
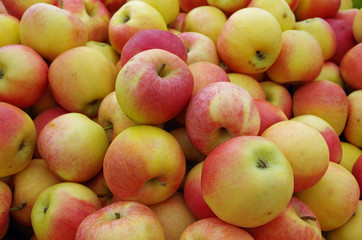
[227,73,266,100]
[31,182,102,240]
[86,40,119,65]
[0,13,20,47]
[182,6,227,44]
[177,32,220,65]
[353,8,362,42]
[314,61,344,87]
[340,43,362,90]
[179,0,208,13]
[294,162,360,231]
[201,136,294,227]
[292,80,349,136]
[291,115,342,164]
[259,81,293,119]
[0,2,7,14]
[217,7,282,74]
[261,120,330,192]
[0,102,36,178]
[352,156,362,199]
[0,181,11,239]
[108,0,167,54]
[0,44,48,109]
[19,3,88,61]
[293,0,341,20]
[37,112,109,182]
[103,125,186,205]
[339,0,354,10]
[149,192,197,240]
[285,0,301,11]
[344,90,362,148]
[207,0,251,15]
[335,8,359,27]
[179,217,254,239]
[115,48,193,125]
[119,29,188,67]
[246,196,322,240]
[267,29,324,84]
[185,82,260,155]
[101,0,126,15]
[183,161,216,220]
[339,141,362,172]
[84,171,113,207]
[2,0,57,19]
[10,159,62,226]
[28,85,60,119]
[248,0,296,31]
[170,12,186,32]
[49,46,117,117]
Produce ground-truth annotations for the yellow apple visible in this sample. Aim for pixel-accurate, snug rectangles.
[339,141,362,172]
[0,13,20,47]
[314,61,344,87]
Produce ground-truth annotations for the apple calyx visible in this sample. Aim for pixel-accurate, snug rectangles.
[152,178,167,187]
[115,212,121,219]
[300,215,317,221]
[256,51,266,61]
[0,69,4,79]
[123,15,130,23]
[9,202,27,212]
[257,159,267,169]
[43,206,49,214]
[18,141,25,152]
[157,63,167,78]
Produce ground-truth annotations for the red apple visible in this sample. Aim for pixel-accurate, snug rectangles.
[179,0,208,13]
[0,181,11,239]
[352,155,362,199]
[294,0,341,20]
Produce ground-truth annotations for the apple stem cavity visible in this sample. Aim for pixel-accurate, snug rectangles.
[0,69,4,79]
[43,206,49,214]
[18,141,26,151]
[123,15,130,23]
[9,202,27,212]
[152,178,167,187]
[257,159,267,169]
[300,215,317,221]
[103,125,113,131]
[256,51,265,60]
[115,212,121,219]
[157,63,167,78]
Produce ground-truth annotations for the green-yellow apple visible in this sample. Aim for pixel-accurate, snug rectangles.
[149,192,197,240]
[0,13,20,47]
[340,43,362,90]
[75,201,165,239]
[183,162,216,220]
[344,90,362,147]
[31,182,102,240]
[294,0,341,20]
[294,162,360,231]
[119,29,188,67]
[84,171,113,207]
[86,41,120,65]
[314,61,344,87]
[267,29,324,84]
[206,0,251,15]
[182,6,227,44]
[2,0,57,19]
[179,217,254,239]
[248,0,296,31]
[0,102,36,177]
[292,80,349,135]
[179,0,208,13]
[128,0,179,26]
[201,136,294,227]
[228,73,266,100]
[254,99,288,135]
[285,0,301,11]
[326,200,362,239]
[185,82,260,155]
[19,3,88,61]
[37,113,109,182]
[217,7,282,74]
[294,17,337,61]
[339,141,362,172]
[260,81,293,119]
[339,0,354,10]
[291,115,342,164]
[0,44,48,109]
[0,181,11,239]
[10,159,62,226]
[57,0,110,42]
[49,46,117,117]
[262,120,330,192]
[177,32,220,65]
[103,125,186,205]
[353,8,362,42]
[246,197,322,240]
[97,91,138,142]
[115,49,193,125]
[352,155,362,199]
[108,1,167,54]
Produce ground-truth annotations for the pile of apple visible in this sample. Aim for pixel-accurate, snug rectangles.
[0,0,361,239]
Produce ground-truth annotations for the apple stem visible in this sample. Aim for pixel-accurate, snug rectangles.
[257,159,267,168]
[157,63,167,77]
[152,178,167,187]
[103,125,113,131]
[59,0,64,8]
[300,215,317,221]
[9,202,26,212]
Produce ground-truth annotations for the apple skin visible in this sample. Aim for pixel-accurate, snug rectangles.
[119,29,188,67]
[285,0,301,11]
[0,2,7,14]
[75,201,165,240]
[31,182,102,240]
[49,46,117,117]
[0,102,36,178]
[84,171,113,207]
[246,197,322,240]
[103,125,186,205]
[115,49,193,125]
[207,0,251,15]
[179,218,255,240]
[0,44,49,109]
[344,90,362,148]
[294,162,360,231]
[292,80,349,136]
[100,0,126,16]
[149,192,197,240]
[0,13,20,47]
[19,3,88,61]
[28,85,60,119]
[314,61,344,87]
[293,0,341,20]
[353,8,362,42]
[2,0,57,19]
[86,41,120,65]
[170,12,186,32]
[291,115,342,164]
[0,181,11,239]
[336,8,359,27]
[340,43,362,90]
[227,73,266,100]
[179,0,208,13]
[352,155,362,199]
[177,32,220,65]
[185,82,260,155]
[201,136,294,228]
[217,7,282,74]
[10,159,62,226]
[261,120,330,193]
[108,1,167,54]
[37,112,109,182]
[183,161,216,220]
[339,141,362,172]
